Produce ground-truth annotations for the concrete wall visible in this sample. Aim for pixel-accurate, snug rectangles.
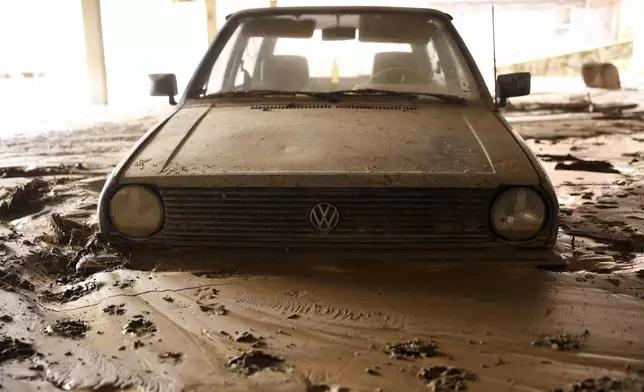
[496,40,633,77]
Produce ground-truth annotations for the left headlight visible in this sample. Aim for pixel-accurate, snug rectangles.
[109,185,164,238]
[490,187,546,242]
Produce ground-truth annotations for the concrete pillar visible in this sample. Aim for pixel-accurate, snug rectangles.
[205,0,217,45]
[633,0,644,71]
[81,0,108,105]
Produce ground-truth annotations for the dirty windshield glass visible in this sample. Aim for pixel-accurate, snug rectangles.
[201,12,480,100]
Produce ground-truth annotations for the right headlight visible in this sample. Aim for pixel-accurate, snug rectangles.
[109,185,164,239]
[490,187,546,242]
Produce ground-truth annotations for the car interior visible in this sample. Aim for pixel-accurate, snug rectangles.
[209,13,474,96]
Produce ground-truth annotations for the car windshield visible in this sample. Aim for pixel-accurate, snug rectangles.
[196,11,481,101]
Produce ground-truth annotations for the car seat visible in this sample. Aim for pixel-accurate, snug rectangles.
[260,55,310,91]
[371,52,432,84]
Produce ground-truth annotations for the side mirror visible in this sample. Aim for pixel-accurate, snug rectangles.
[149,73,178,105]
[496,72,531,109]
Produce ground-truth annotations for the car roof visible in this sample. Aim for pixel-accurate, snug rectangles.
[226,6,453,21]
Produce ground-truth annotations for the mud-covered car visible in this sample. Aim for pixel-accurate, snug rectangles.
[98,6,559,259]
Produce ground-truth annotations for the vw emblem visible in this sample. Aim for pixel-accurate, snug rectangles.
[309,203,340,232]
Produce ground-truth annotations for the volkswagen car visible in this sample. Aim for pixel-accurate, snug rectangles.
[98,6,559,260]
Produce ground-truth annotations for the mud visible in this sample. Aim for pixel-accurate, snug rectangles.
[227,350,285,375]
[2,107,644,391]
[45,319,90,339]
[417,366,476,391]
[122,315,157,337]
[0,337,36,363]
[0,164,87,179]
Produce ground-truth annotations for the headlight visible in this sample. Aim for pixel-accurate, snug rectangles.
[491,187,546,242]
[109,185,164,238]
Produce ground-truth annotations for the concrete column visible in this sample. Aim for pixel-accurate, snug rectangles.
[633,0,644,71]
[81,0,108,105]
[205,0,217,45]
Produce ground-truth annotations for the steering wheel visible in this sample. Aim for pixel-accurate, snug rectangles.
[368,67,431,85]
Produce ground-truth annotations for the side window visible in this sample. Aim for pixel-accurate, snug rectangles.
[234,36,264,87]
[427,40,446,87]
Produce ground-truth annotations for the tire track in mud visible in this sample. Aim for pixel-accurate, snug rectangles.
[231,292,401,327]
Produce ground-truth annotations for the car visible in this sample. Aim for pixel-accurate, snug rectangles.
[98,6,560,261]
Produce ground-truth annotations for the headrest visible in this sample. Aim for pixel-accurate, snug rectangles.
[372,52,422,76]
[262,55,310,91]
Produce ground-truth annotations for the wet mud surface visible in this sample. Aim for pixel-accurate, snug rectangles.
[0,113,644,391]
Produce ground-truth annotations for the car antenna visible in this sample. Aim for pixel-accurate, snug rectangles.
[491,0,499,107]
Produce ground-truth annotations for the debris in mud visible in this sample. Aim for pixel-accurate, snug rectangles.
[0,178,52,220]
[0,336,36,363]
[234,332,266,348]
[76,254,123,276]
[162,295,174,302]
[551,376,644,392]
[386,339,440,359]
[227,350,285,375]
[417,366,476,391]
[45,319,90,339]
[123,315,157,337]
[286,314,300,320]
[48,213,95,247]
[0,315,13,323]
[365,368,379,376]
[40,280,101,303]
[636,270,644,280]
[158,352,184,365]
[532,331,590,351]
[133,340,145,349]
[102,304,126,316]
[550,155,619,174]
[200,303,227,316]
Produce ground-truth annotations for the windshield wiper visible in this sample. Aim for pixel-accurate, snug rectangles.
[201,89,339,101]
[323,89,467,104]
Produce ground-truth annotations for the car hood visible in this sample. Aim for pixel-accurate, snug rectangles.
[119,104,539,188]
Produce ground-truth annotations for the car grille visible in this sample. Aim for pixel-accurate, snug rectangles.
[150,187,500,249]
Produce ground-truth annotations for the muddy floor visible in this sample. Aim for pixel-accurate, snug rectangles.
[1,109,644,392]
